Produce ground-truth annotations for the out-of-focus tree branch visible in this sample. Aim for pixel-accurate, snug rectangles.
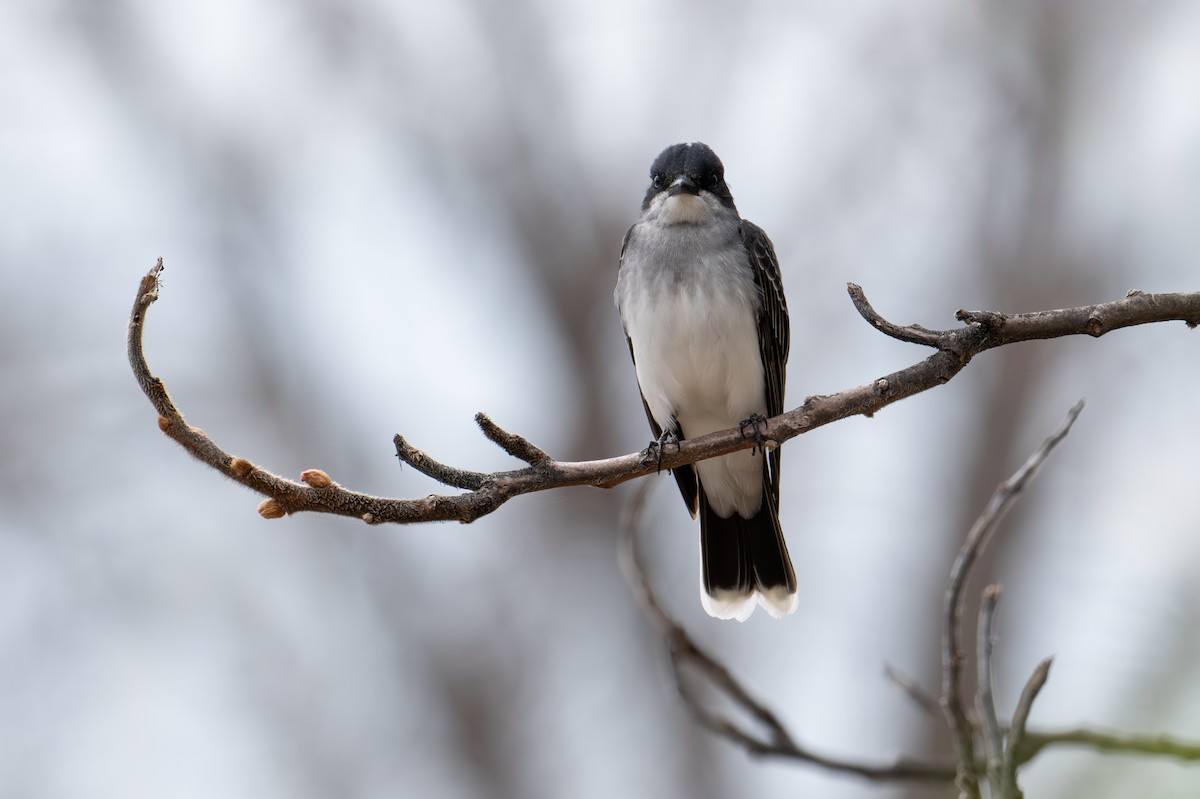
[941,400,1084,797]
[617,479,959,784]
[129,260,1200,525]
[620,402,1200,794]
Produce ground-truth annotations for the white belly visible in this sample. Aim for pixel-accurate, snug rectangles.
[623,277,767,519]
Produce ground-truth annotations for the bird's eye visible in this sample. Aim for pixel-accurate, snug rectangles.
[651,172,664,189]
[706,173,720,189]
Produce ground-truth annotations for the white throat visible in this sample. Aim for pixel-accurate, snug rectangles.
[655,192,721,226]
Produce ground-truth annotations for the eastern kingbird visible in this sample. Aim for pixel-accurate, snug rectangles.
[615,142,797,621]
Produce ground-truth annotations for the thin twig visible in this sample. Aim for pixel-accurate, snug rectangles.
[618,482,957,783]
[1001,658,1053,797]
[883,663,942,718]
[848,282,946,347]
[1018,726,1200,764]
[940,400,1085,798]
[128,261,1199,525]
[976,584,1005,795]
[474,412,552,465]
[393,434,487,490]
[616,479,670,631]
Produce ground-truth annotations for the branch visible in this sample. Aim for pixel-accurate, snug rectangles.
[940,400,1084,798]
[1001,658,1053,797]
[617,480,957,784]
[977,584,1005,795]
[1018,727,1200,764]
[883,663,943,719]
[128,261,1199,523]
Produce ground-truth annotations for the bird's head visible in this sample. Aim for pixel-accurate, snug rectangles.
[641,142,736,224]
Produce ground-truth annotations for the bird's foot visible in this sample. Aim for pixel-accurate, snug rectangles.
[738,413,769,455]
[646,429,681,474]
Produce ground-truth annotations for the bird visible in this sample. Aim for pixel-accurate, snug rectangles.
[615,142,797,622]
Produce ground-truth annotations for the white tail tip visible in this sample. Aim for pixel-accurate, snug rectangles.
[701,586,798,622]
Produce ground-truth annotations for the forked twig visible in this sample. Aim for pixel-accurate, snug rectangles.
[940,401,1084,796]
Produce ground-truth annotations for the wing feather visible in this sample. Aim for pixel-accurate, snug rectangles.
[739,220,790,502]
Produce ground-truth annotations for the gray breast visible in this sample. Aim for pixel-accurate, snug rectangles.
[616,218,760,316]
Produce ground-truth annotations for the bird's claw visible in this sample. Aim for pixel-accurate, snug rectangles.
[647,429,681,474]
[738,413,769,455]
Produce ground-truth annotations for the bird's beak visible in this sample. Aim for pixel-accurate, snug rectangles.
[668,175,700,197]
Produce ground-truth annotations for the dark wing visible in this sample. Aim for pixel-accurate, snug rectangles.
[739,220,790,501]
[620,225,699,517]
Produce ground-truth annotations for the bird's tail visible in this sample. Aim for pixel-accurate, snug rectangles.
[699,487,797,621]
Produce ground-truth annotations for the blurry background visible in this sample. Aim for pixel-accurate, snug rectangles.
[2,0,1199,796]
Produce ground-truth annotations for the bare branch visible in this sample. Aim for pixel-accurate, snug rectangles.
[976,584,1005,795]
[128,263,1200,525]
[955,288,1200,336]
[474,412,551,466]
[940,400,1084,798]
[393,434,487,490]
[883,663,942,718]
[848,282,945,347]
[617,482,958,783]
[1002,658,1053,797]
[1018,726,1200,764]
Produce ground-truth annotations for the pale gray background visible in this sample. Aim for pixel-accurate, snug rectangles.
[2,1,1199,797]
